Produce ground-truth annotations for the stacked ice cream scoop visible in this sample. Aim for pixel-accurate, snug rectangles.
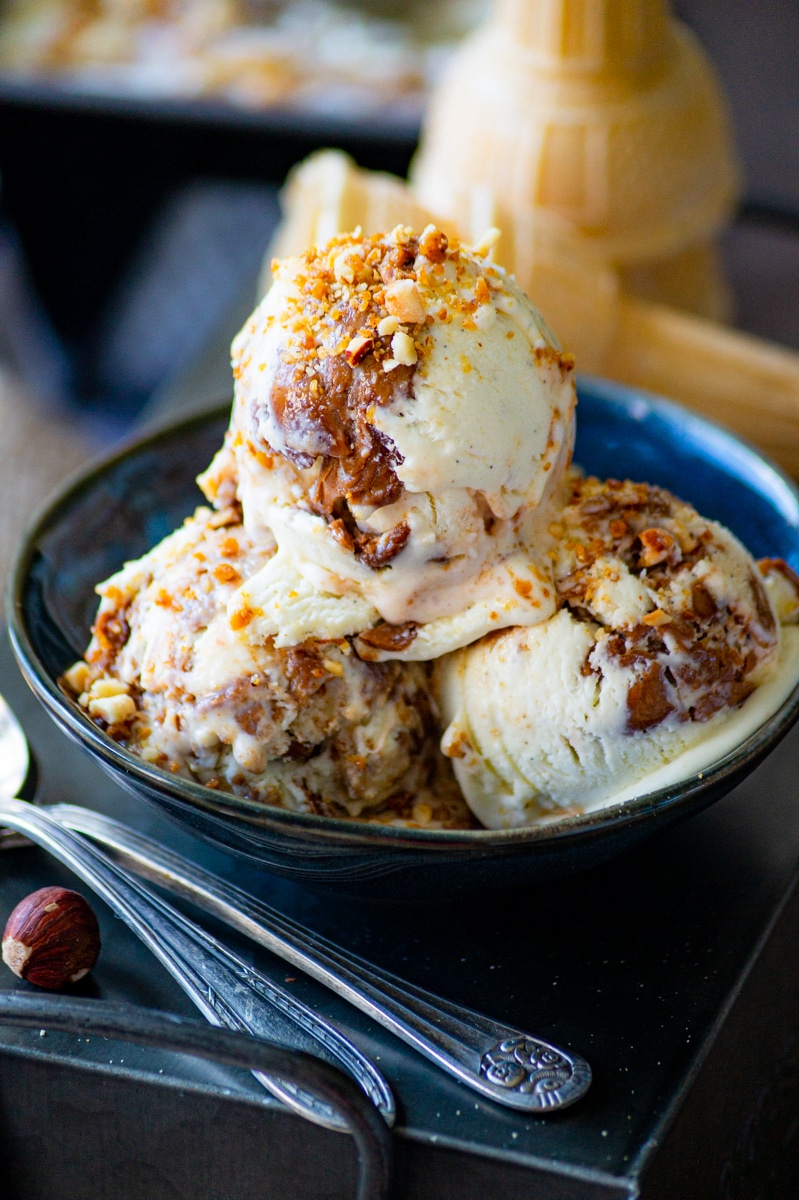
[204,224,574,660]
[438,476,798,827]
[65,226,799,830]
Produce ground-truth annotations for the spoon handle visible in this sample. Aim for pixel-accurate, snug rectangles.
[53,804,591,1113]
[0,798,393,1131]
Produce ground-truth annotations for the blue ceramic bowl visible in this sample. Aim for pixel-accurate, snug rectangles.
[9,379,799,899]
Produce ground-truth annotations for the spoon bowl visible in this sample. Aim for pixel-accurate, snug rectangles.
[0,688,31,796]
[0,688,36,848]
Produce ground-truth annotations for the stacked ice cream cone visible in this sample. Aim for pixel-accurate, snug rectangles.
[411,0,740,322]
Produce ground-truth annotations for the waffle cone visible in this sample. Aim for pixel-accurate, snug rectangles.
[411,0,741,319]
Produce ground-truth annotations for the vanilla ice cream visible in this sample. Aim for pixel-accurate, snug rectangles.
[65,506,470,827]
[435,475,799,829]
[200,224,575,660]
[63,216,799,836]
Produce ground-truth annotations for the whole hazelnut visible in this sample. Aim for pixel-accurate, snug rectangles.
[2,886,101,990]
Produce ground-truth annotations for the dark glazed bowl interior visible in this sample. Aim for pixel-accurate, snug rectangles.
[9,378,799,900]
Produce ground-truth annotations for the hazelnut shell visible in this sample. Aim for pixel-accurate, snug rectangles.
[2,886,101,990]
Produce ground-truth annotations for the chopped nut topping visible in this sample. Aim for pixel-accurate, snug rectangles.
[62,661,97,695]
[88,678,130,699]
[474,277,491,306]
[88,692,137,725]
[418,226,449,263]
[384,278,426,324]
[638,528,679,568]
[390,330,417,366]
[214,563,241,584]
[230,606,257,631]
[332,249,371,286]
[344,333,374,365]
[641,608,671,627]
[376,315,400,337]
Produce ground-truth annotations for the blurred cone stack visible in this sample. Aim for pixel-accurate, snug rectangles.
[411,0,741,321]
[262,150,448,296]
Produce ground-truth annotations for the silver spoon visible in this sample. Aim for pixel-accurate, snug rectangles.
[52,804,593,1111]
[1,691,592,1112]
[0,693,393,1132]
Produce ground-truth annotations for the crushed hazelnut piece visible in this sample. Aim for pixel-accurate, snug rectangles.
[390,331,417,366]
[474,278,491,306]
[230,607,256,631]
[62,662,96,695]
[214,563,241,584]
[344,333,374,365]
[332,249,370,285]
[642,609,672,627]
[638,528,678,568]
[88,693,136,724]
[418,226,449,263]
[88,678,130,699]
[384,279,426,324]
[377,315,400,337]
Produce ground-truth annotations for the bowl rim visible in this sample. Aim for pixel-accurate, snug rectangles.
[8,380,799,852]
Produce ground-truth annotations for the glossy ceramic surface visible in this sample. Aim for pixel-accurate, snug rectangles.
[9,379,799,899]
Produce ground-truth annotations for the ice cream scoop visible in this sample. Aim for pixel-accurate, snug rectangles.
[435,475,799,829]
[66,505,467,825]
[203,224,576,660]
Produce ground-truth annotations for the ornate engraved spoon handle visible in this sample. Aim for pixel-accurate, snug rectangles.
[54,804,592,1113]
[0,798,394,1131]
